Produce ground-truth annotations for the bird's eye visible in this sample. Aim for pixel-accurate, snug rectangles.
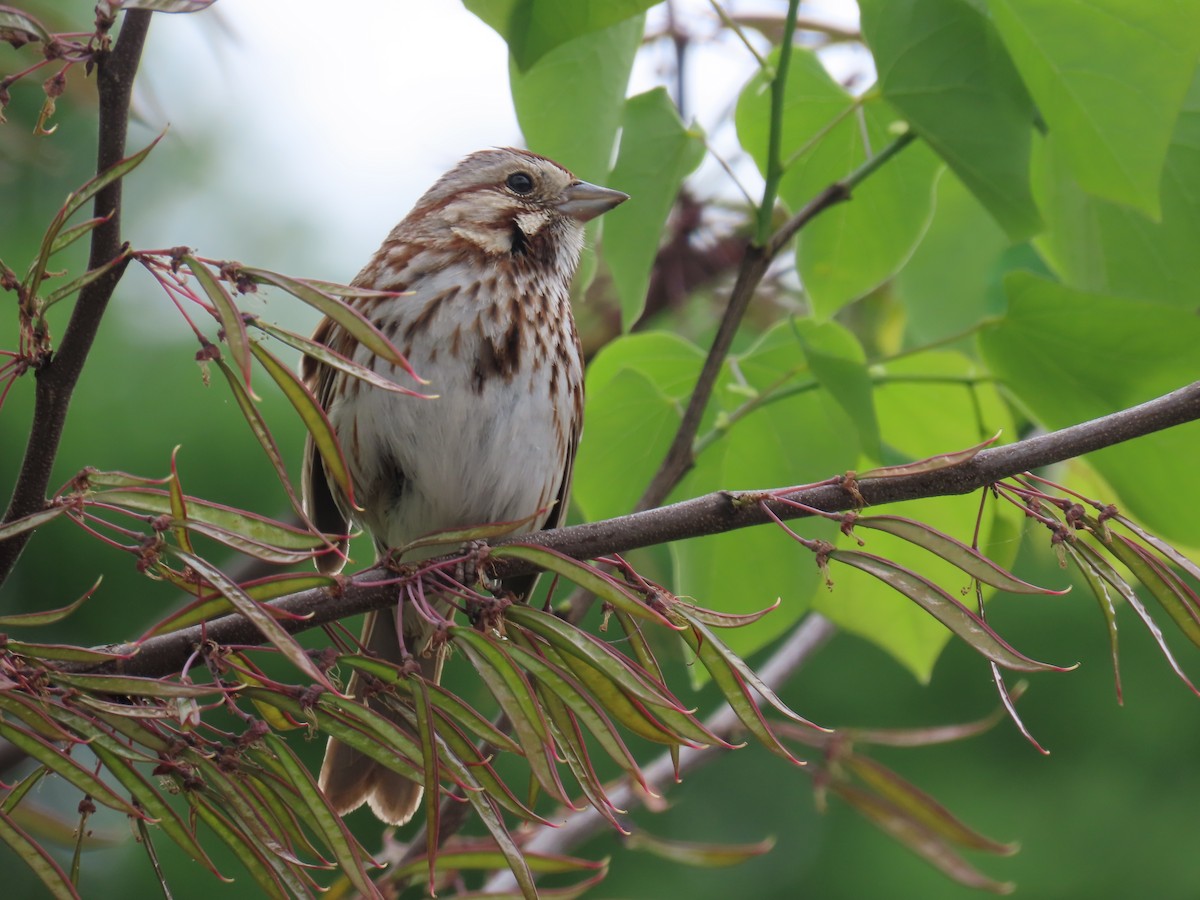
[506,171,535,194]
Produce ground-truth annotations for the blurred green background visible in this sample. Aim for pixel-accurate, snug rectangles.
[4,3,1200,899]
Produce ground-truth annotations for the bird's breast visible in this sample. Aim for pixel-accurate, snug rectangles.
[330,266,582,552]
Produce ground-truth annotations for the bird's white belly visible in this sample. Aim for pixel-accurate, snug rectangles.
[331,300,571,555]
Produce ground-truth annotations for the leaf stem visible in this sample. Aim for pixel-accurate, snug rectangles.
[754,0,802,246]
[707,0,769,71]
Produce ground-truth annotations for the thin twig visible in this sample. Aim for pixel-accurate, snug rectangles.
[755,0,802,245]
[0,11,153,587]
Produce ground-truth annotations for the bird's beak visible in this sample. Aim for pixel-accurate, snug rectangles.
[557,181,629,222]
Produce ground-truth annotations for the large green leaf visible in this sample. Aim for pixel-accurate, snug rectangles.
[989,0,1200,218]
[894,171,1012,348]
[508,15,642,183]
[464,0,655,71]
[736,48,941,317]
[790,104,940,321]
[816,351,1019,681]
[715,318,878,460]
[792,319,880,463]
[585,330,710,399]
[859,0,1041,239]
[979,272,1200,545]
[573,332,707,523]
[1031,65,1200,308]
[605,88,706,329]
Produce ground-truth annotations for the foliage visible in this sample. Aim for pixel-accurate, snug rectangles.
[1,1,1199,899]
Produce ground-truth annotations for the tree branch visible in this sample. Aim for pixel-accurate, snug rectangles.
[636,129,917,514]
[75,379,1200,678]
[0,11,152,587]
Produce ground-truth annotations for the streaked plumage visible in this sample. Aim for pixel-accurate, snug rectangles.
[301,148,627,824]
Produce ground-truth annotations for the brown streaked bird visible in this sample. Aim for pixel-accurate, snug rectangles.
[301,148,627,824]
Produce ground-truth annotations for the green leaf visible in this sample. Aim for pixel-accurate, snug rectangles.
[343,657,523,753]
[264,693,424,783]
[1107,534,1200,650]
[509,15,641,183]
[792,319,880,460]
[503,632,645,787]
[390,848,605,881]
[167,448,194,555]
[41,248,131,309]
[171,549,341,694]
[143,573,334,636]
[212,357,320,521]
[673,614,805,764]
[92,486,326,551]
[540,697,627,831]
[843,752,1018,854]
[544,640,718,748]
[254,734,379,898]
[625,831,776,868]
[187,799,288,900]
[47,215,112,256]
[490,544,679,628]
[990,0,1200,217]
[859,0,1041,238]
[605,88,705,328]
[894,170,1012,346]
[736,48,941,315]
[247,339,357,518]
[47,672,227,699]
[24,133,163,300]
[0,8,51,43]
[237,267,419,381]
[0,693,76,742]
[815,351,1020,680]
[449,627,567,803]
[0,808,77,900]
[1031,67,1200,307]
[0,578,97,628]
[736,46,854,180]
[1067,535,1200,696]
[828,549,1071,672]
[412,678,440,889]
[465,0,654,71]
[574,332,706,522]
[185,255,253,391]
[852,515,1062,594]
[181,755,311,897]
[460,778,538,899]
[0,505,67,542]
[1063,542,1123,700]
[251,318,423,396]
[423,708,545,822]
[80,738,224,877]
[831,782,1015,893]
[586,330,710,398]
[792,108,939,319]
[503,606,686,713]
[979,272,1200,545]
[0,721,140,817]
[4,641,129,665]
